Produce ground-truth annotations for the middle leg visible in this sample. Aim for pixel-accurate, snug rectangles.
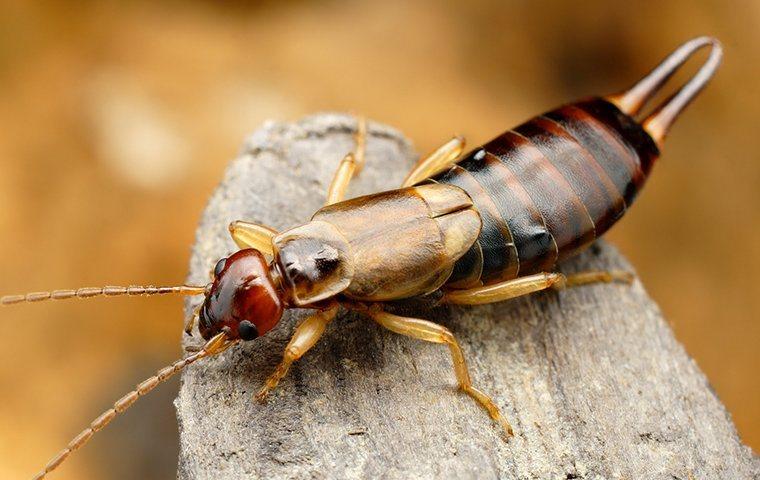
[325,116,367,205]
[401,135,466,187]
[366,306,513,436]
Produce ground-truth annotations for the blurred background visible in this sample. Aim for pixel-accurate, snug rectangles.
[0,0,757,478]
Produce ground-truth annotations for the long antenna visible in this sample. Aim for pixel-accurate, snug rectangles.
[31,332,236,480]
[1,284,206,306]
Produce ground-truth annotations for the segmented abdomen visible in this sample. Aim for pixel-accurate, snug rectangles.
[430,97,660,287]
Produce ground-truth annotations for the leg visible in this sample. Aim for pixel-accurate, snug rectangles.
[228,220,278,255]
[444,270,633,305]
[255,305,338,401]
[401,136,466,187]
[561,270,634,288]
[325,117,367,205]
[184,307,199,335]
[367,307,513,436]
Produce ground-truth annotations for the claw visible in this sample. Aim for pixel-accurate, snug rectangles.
[254,388,270,403]
[498,417,514,438]
[255,361,291,402]
[610,270,635,284]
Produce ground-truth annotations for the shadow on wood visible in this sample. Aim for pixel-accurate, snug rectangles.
[176,114,758,479]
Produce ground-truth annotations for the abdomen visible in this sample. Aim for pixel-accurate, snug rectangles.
[430,97,660,288]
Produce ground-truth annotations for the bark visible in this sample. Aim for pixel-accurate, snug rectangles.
[176,114,758,479]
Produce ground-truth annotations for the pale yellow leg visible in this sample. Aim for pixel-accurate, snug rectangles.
[367,307,513,436]
[325,117,367,205]
[255,305,339,401]
[444,270,633,305]
[184,308,199,336]
[560,270,634,288]
[401,136,466,187]
[228,220,278,255]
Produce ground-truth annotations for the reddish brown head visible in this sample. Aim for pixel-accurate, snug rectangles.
[198,249,284,341]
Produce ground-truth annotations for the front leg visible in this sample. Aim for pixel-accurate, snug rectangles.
[228,220,278,255]
[256,305,339,401]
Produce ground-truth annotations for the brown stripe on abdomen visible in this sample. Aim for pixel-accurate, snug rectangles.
[433,97,659,289]
[436,165,519,282]
[576,98,660,176]
[485,131,596,260]
[546,104,643,206]
[457,152,557,275]
[515,116,625,235]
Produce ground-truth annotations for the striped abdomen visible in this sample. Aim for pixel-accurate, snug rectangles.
[430,97,659,288]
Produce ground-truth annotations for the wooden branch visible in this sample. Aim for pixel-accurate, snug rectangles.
[176,114,758,479]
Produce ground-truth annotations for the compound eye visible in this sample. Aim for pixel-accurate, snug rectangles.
[237,320,259,341]
[213,257,227,277]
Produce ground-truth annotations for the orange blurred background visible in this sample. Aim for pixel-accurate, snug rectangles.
[0,1,757,478]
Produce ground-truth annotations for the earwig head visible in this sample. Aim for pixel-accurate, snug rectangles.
[198,249,284,341]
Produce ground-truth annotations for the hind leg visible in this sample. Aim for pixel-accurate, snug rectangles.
[401,136,465,187]
[443,270,633,305]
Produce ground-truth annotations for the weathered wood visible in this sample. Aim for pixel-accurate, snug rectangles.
[176,114,758,479]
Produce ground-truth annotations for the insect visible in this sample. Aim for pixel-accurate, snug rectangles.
[2,36,721,479]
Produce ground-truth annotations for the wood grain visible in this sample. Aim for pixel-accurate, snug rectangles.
[176,114,758,479]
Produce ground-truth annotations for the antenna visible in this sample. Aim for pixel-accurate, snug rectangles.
[1,284,206,306]
[31,332,237,480]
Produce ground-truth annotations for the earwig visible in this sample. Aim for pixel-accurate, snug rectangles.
[1,36,722,478]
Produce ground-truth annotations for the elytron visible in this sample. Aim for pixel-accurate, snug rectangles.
[1,36,721,479]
